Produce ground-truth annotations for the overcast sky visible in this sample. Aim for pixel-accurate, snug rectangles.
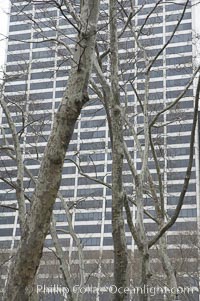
[0,0,9,78]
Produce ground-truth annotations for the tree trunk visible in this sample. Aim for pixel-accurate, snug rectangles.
[139,247,151,301]
[135,176,151,301]
[109,1,128,300]
[159,234,177,300]
[3,2,100,300]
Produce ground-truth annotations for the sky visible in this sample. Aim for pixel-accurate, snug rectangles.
[0,0,9,77]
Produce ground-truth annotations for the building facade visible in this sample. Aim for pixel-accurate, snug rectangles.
[0,0,200,300]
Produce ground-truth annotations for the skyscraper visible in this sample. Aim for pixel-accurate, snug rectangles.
[0,0,199,300]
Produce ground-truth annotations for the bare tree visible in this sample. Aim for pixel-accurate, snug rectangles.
[91,1,200,300]
[1,1,100,300]
[109,1,128,300]
[0,1,200,301]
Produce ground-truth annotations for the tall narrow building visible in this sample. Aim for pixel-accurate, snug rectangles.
[0,0,199,300]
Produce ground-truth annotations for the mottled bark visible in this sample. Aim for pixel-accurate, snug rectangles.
[109,1,128,301]
[135,176,151,301]
[3,1,99,300]
[50,218,75,301]
[159,234,177,300]
[139,249,151,301]
[60,194,85,295]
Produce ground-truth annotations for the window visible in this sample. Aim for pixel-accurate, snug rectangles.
[75,212,102,221]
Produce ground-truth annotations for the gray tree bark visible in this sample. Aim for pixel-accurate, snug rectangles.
[3,1,100,300]
[159,234,177,300]
[109,1,128,301]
